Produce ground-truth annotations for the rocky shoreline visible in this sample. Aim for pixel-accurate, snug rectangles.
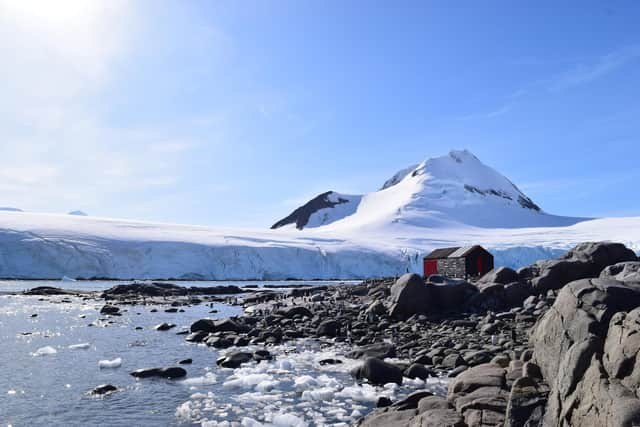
[14,241,640,426]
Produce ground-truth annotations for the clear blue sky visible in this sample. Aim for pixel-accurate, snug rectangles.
[1,0,639,226]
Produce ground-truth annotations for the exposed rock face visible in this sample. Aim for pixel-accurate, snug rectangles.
[600,261,640,282]
[270,190,356,230]
[531,242,637,293]
[530,278,640,426]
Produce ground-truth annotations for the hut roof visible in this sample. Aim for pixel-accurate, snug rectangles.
[424,247,459,259]
[424,245,486,259]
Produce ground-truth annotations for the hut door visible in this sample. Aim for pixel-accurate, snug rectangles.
[477,257,483,275]
[424,260,437,277]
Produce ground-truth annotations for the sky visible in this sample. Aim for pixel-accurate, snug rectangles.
[1,0,639,227]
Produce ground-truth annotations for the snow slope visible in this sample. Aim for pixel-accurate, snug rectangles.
[0,210,639,280]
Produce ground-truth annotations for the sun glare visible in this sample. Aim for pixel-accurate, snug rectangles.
[2,0,96,24]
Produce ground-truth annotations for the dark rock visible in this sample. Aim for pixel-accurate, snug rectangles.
[154,323,175,331]
[24,286,79,296]
[89,384,118,396]
[100,305,120,315]
[319,358,343,366]
[389,273,432,318]
[190,318,247,334]
[479,267,519,285]
[405,363,432,380]
[316,319,341,337]
[253,349,273,362]
[217,352,253,369]
[366,300,388,316]
[130,366,186,379]
[504,377,547,427]
[442,353,465,369]
[352,357,403,385]
[376,396,393,408]
[531,242,637,292]
[279,306,313,319]
[178,358,192,365]
[185,331,208,343]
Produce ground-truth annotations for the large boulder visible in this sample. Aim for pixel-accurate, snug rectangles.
[447,363,509,427]
[600,261,640,282]
[432,280,478,311]
[389,274,432,318]
[531,242,637,293]
[351,357,403,385]
[530,278,640,426]
[190,318,248,334]
[479,267,519,285]
[316,319,341,337]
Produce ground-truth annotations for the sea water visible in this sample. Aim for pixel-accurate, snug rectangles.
[0,281,447,426]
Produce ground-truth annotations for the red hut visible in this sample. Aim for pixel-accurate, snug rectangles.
[423,246,493,279]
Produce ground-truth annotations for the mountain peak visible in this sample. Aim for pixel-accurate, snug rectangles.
[448,149,479,163]
[273,149,584,230]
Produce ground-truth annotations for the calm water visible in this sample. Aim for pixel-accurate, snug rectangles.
[0,281,446,427]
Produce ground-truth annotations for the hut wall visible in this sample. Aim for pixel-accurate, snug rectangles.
[436,257,466,278]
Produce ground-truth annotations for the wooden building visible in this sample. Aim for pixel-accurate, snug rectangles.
[423,246,494,278]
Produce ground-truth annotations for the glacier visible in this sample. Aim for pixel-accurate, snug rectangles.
[1,150,638,280]
[0,210,639,280]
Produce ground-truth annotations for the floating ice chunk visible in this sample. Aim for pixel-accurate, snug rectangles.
[241,417,264,427]
[255,380,280,392]
[33,346,57,356]
[61,276,77,282]
[277,359,293,371]
[182,373,217,386]
[335,384,382,402]
[223,373,273,390]
[293,375,317,391]
[68,343,91,350]
[301,387,335,402]
[98,357,122,368]
[271,413,307,427]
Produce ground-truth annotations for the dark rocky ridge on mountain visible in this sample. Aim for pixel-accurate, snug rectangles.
[270,191,352,230]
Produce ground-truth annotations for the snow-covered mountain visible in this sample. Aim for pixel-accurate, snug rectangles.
[272,150,585,230]
[0,149,637,280]
[68,210,88,216]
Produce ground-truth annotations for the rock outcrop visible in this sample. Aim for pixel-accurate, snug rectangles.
[530,278,640,426]
[531,242,637,293]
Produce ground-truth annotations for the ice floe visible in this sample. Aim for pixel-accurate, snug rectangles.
[32,346,57,356]
[98,357,122,368]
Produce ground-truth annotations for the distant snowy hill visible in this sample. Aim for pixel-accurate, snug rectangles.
[0,207,23,212]
[0,149,637,280]
[68,210,88,216]
[272,150,586,230]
